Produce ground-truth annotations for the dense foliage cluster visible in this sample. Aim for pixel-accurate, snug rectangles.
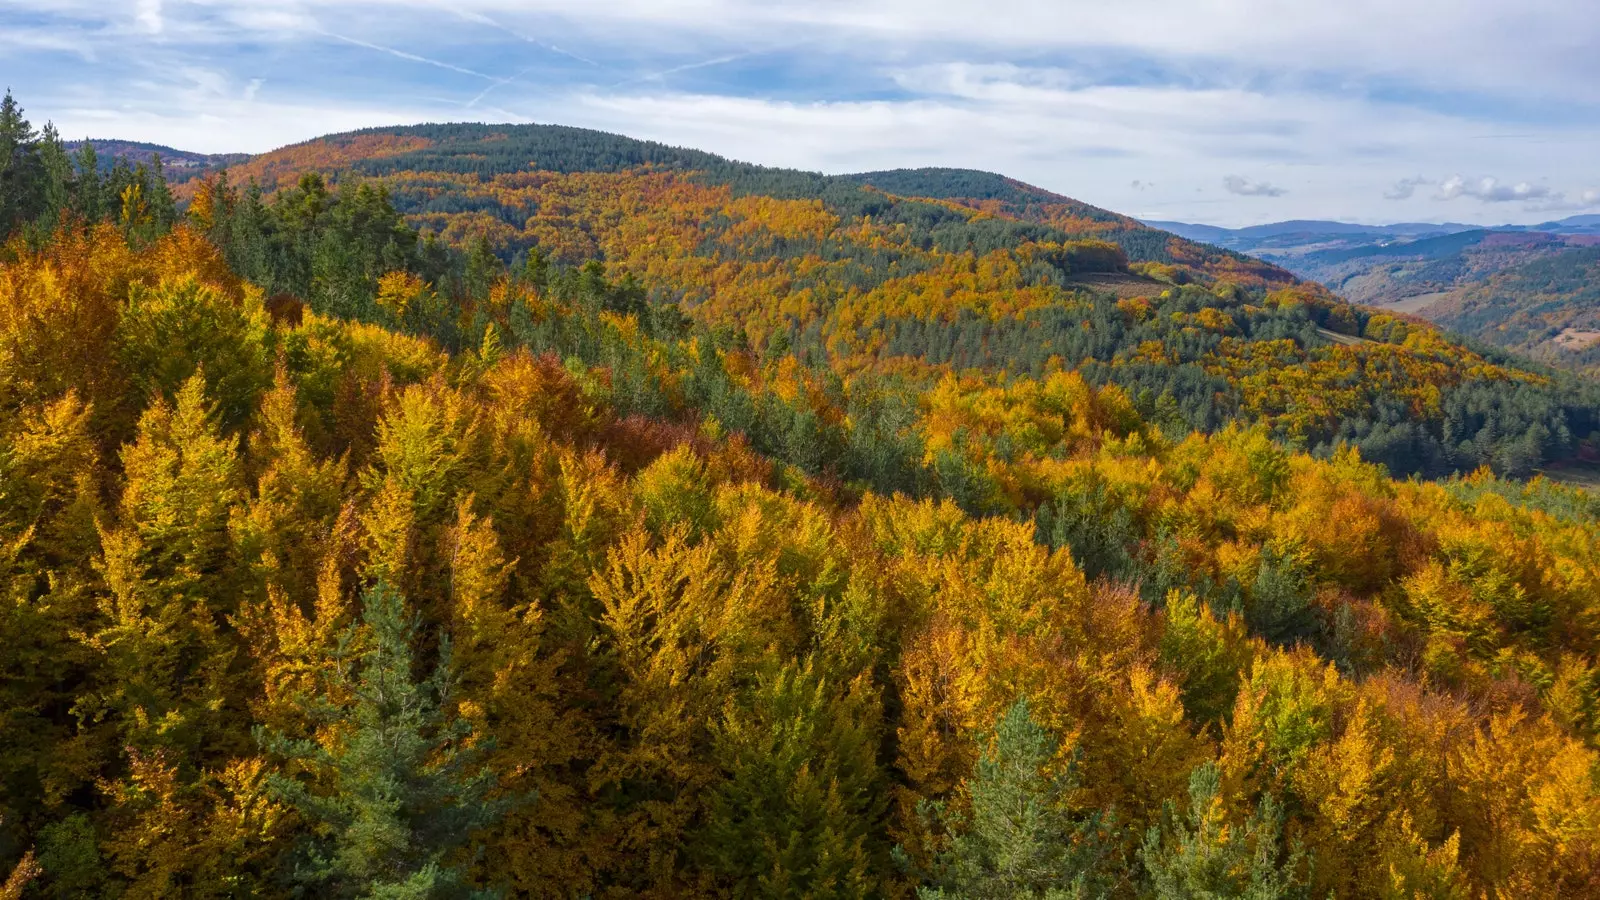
[1,93,1599,898]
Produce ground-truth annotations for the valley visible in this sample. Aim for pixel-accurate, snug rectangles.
[1154,217,1600,372]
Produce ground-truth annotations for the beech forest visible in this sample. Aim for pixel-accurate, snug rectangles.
[1,92,1598,899]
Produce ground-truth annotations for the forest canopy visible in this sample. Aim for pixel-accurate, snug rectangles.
[1,91,1598,899]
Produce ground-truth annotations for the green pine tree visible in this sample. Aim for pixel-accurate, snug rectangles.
[71,140,103,222]
[907,697,1115,900]
[0,88,41,235]
[258,582,514,899]
[697,660,888,898]
[1140,762,1309,899]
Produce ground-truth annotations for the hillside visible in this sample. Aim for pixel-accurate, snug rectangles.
[4,91,1600,898]
[1427,246,1600,373]
[1150,218,1600,367]
[169,122,1600,479]
[191,123,1291,287]
[62,139,250,182]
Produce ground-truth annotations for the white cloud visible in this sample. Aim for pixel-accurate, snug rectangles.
[135,0,163,34]
[1435,175,1555,203]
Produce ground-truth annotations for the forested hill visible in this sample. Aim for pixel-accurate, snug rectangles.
[1141,217,1600,373]
[169,120,1599,479]
[60,140,250,182]
[5,89,1600,899]
[188,122,1292,287]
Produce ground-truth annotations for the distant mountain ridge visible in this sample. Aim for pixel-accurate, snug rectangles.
[1148,216,1600,373]
[61,140,251,182]
[1148,216,1600,247]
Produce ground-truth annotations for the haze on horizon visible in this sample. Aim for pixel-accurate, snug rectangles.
[4,0,1597,228]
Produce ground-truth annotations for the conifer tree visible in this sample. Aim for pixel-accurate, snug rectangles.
[258,582,510,899]
[0,89,40,233]
[1140,762,1309,899]
[909,697,1115,900]
[698,661,888,898]
[71,140,102,222]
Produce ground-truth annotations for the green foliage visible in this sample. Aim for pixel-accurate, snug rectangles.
[33,813,105,897]
[1247,550,1315,647]
[1160,592,1249,727]
[908,698,1115,900]
[1140,763,1309,899]
[258,583,510,899]
[699,661,888,898]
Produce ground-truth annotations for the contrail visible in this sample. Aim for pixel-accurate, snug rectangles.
[609,50,760,89]
[319,30,496,80]
[466,64,540,109]
[452,9,604,69]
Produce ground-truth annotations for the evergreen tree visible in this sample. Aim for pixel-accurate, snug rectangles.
[34,122,72,228]
[698,661,888,898]
[1246,551,1314,647]
[71,140,103,222]
[258,583,511,899]
[1140,763,1309,899]
[907,697,1115,900]
[0,89,41,233]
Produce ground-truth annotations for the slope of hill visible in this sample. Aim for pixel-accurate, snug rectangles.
[166,121,1600,479]
[1286,231,1600,307]
[62,139,251,182]
[193,124,1291,287]
[1149,217,1600,368]
[1428,246,1600,372]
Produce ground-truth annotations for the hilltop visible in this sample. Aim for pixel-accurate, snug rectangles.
[186,122,1290,287]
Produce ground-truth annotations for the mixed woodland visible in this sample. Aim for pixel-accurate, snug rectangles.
[1,92,1599,898]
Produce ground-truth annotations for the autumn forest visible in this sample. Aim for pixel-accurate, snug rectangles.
[1,92,1598,898]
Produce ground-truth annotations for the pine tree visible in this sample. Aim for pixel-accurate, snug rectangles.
[258,582,511,899]
[698,661,888,898]
[1140,762,1309,899]
[908,697,1115,900]
[35,122,72,229]
[0,89,41,234]
[72,140,103,222]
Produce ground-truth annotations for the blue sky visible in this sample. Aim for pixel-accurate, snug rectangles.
[3,0,1598,227]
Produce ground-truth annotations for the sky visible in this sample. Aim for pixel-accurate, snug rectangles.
[3,0,1598,227]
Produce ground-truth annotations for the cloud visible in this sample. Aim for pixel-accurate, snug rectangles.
[135,0,162,34]
[1223,175,1287,197]
[1435,175,1554,203]
[1384,176,1428,200]
[6,0,1600,226]
[1520,188,1600,214]
[1389,174,1600,212]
